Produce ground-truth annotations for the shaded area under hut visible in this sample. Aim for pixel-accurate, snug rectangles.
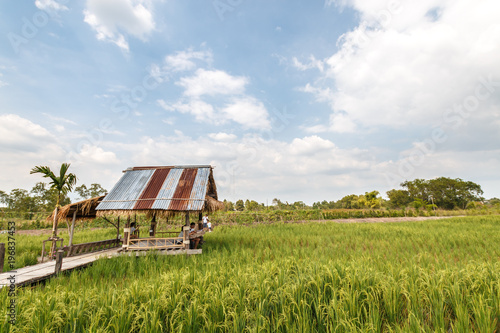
[95,165,224,251]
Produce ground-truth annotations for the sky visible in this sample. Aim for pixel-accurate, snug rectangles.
[0,0,499,205]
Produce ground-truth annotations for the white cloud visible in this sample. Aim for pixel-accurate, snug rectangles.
[0,114,55,151]
[221,97,271,130]
[208,132,237,141]
[162,57,271,130]
[110,132,375,202]
[158,97,271,130]
[164,49,213,72]
[177,69,248,97]
[83,0,155,52]
[289,135,336,155]
[304,0,500,133]
[41,112,77,125]
[158,99,217,123]
[292,55,324,72]
[35,0,68,14]
[77,144,119,164]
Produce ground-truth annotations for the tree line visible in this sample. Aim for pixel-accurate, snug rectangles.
[222,177,492,212]
[0,182,106,214]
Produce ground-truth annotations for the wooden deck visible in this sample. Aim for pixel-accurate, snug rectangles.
[0,247,202,288]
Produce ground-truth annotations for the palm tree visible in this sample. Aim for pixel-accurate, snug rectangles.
[30,163,77,238]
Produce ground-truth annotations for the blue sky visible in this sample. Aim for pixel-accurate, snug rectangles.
[1,0,499,204]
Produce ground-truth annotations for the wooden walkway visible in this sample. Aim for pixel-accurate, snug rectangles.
[0,248,202,288]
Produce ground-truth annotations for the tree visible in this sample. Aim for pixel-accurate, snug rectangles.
[75,183,107,200]
[364,191,382,209]
[337,194,359,209]
[245,200,261,211]
[223,199,235,211]
[6,189,37,212]
[386,189,412,209]
[30,163,77,238]
[0,190,10,207]
[235,199,245,211]
[399,177,483,210]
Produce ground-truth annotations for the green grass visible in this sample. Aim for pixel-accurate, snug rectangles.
[1,216,499,332]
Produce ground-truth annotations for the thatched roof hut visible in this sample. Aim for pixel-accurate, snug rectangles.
[95,165,224,218]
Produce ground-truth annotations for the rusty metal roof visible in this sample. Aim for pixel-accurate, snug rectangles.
[96,165,216,212]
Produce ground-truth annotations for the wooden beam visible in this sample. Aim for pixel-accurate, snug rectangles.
[68,210,77,247]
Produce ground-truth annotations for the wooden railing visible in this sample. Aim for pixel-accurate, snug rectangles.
[127,237,184,250]
[61,238,122,257]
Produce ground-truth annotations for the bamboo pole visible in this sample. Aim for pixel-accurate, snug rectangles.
[68,210,77,247]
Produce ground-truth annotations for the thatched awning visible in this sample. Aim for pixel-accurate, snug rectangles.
[48,195,106,222]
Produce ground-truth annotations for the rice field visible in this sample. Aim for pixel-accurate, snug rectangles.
[1,216,499,332]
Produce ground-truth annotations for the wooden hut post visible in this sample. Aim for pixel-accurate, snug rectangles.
[184,212,190,250]
[68,210,77,247]
[55,250,64,274]
[117,217,120,240]
[198,212,203,230]
[149,214,156,237]
[123,216,131,248]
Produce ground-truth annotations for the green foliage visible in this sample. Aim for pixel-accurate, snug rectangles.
[75,183,107,200]
[1,216,499,332]
[30,163,78,206]
[400,177,484,210]
[235,199,245,211]
[386,189,412,208]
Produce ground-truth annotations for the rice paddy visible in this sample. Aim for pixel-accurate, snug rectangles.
[1,216,499,332]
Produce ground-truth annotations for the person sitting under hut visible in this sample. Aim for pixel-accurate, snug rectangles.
[130,222,139,239]
[189,222,202,249]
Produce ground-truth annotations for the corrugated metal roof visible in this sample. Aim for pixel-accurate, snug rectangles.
[96,166,215,212]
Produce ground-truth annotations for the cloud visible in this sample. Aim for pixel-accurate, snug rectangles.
[76,144,119,164]
[177,69,248,97]
[164,49,213,72]
[83,0,155,52]
[0,114,55,152]
[289,135,335,155]
[158,97,271,130]
[41,112,77,125]
[35,0,69,14]
[303,0,500,134]
[159,51,271,130]
[109,132,375,201]
[158,99,217,123]
[292,55,324,72]
[208,132,237,141]
[221,97,271,130]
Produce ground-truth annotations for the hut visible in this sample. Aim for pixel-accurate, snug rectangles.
[95,165,224,251]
